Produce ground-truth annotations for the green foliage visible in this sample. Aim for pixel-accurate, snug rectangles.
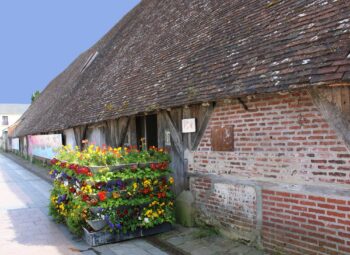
[31,90,40,103]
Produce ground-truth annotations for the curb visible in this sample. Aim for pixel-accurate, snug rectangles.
[145,235,190,255]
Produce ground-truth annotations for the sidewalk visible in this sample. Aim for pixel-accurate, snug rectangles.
[151,226,264,255]
[1,152,266,255]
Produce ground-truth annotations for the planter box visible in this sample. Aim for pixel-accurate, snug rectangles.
[86,219,107,231]
[83,223,172,247]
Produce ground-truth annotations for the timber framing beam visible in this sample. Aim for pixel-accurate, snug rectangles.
[309,87,350,150]
[191,103,215,150]
[237,97,249,111]
[161,111,184,156]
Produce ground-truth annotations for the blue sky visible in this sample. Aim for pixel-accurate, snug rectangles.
[0,1,140,104]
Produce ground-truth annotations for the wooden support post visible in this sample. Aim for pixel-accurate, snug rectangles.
[106,119,118,147]
[129,116,137,146]
[118,117,130,147]
[73,125,88,149]
[161,110,186,194]
[183,106,191,150]
[157,113,165,148]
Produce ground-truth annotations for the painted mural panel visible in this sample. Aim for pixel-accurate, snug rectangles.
[12,138,19,151]
[28,134,62,159]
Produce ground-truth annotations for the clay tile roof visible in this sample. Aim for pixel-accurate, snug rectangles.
[15,0,350,136]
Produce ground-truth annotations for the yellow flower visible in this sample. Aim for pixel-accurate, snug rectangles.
[59,203,65,211]
[169,177,174,184]
[153,179,158,185]
[151,201,158,206]
[112,192,120,199]
[50,196,57,203]
[133,182,138,191]
[143,179,151,188]
[146,209,153,217]
[81,185,92,194]
[152,212,159,218]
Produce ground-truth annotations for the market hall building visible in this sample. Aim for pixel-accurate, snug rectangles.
[9,1,350,254]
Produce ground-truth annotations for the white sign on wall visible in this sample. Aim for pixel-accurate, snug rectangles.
[165,130,171,146]
[28,134,62,159]
[12,138,19,151]
[182,118,196,133]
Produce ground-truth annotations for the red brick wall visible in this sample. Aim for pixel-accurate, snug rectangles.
[189,90,350,254]
[262,190,350,255]
[190,91,350,185]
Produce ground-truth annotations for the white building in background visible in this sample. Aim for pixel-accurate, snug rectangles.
[0,104,29,150]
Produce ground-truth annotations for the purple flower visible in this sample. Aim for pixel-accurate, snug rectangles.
[108,222,114,229]
[50,170,58,178]
[116,179,123,188]
[104,215,115,229]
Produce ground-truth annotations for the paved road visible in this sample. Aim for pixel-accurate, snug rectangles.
[0,153,168,255]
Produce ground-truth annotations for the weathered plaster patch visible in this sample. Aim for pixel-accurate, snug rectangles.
[213,183,256,220]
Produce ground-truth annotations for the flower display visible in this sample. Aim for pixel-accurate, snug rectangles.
[49,145,175,237]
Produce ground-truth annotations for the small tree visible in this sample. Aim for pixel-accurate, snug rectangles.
[31,90,40,103]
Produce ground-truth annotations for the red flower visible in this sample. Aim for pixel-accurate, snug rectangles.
[82,194,90,201]
[50,158,59,165]
[161,177,167,185]
[157,192,166,199]
[159,162,168,170]
[77,167,92,176]
[142,188,150,194]
[97,191,107,201]
[69,187,76,193]
[60,162,67,168]
[150,163,157,170]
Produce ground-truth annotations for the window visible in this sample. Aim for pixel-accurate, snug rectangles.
[2,116,8,125]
